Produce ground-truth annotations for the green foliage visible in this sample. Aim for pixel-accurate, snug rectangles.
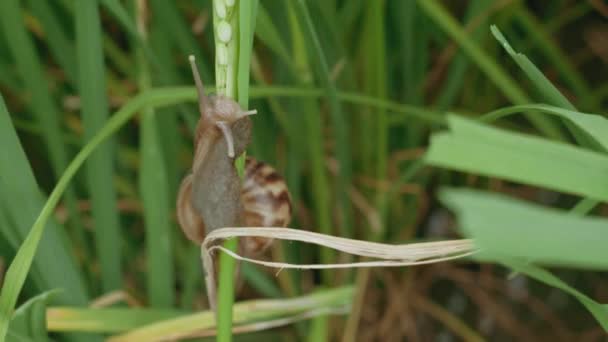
[0,1,605,341]
[427,26,608,333]
[8,290,61,342]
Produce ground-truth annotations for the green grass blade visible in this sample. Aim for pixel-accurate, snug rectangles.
[441,189,608,268]
[512,6,592,108]
[362,0,388,239]
[254,5,292,69]
[215,0,259,339]
[75,0,122,293]
[490,26,575,110]
[295,0,352,246]
[0,87,197,341]
[0,95,88,341]
[418,0,564,140]
[100,0,164,75]
[240,264,282,298]
[489,26,597,149]
[26,0,78,84]
[0,0,85,261]
[294,0,352,246]
[0,1,69,179]
[149,0,211,82]
[434,0,493,109]
[135,0,174,308]
[480,104,608,151]
[498,260,608,331]
[286,1,333,276]
[147,25,183,200]
[426,115,608,202]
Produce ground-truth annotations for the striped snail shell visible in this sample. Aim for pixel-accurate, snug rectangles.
[241,157,292,253]
[176,55,291,256]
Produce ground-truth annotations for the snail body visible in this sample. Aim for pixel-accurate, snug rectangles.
[176,56,291,255]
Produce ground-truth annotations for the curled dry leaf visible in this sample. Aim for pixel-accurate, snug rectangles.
[201,227,477,307]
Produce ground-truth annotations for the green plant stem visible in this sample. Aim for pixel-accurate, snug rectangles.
[286,2,334,282]
[295,0,353,248]
[212,0,252,340]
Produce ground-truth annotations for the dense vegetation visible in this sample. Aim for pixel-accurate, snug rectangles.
[0,0,607,341]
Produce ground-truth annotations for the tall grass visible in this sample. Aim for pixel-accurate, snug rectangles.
[0,1,606,341]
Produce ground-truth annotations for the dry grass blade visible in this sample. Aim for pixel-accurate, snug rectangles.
[201,227,476,306]
[168,306,350,341]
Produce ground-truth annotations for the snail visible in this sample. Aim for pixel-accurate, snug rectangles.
[176,55,292,257]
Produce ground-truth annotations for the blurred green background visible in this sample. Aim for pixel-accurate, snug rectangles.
[0,0,607,341]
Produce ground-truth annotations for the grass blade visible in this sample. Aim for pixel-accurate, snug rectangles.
[26,0,78,84]
[135,0,174,308]
[441,189,608,268]
[0,0,85,266]
[489,25,597,149]
[490,26,574,110]
[0,95,88,341]
[418,0,565,140]
[426,115,608,202]
[512,6,593,108]
[75,0,122,293]
[294,0,353,241]
[285,1,333,281]
[480,103,608,151]
[149,0,212,82]
[499,260,608,331]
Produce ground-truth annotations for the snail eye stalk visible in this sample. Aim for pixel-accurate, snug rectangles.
[216,121,235,158]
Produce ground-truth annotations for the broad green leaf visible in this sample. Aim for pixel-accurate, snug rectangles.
[426,115,608,202]
[440,189,608,331]
[440,189,608,269]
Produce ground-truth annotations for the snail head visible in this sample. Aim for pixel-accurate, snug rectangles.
[189,55,256,158]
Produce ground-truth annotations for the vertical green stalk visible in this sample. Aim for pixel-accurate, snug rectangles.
[75,0,122,292]
[368,0,388,240]
[214,0,258,340]
[213,0,239,339]
[135,0,174,308]
[295,0,353,241]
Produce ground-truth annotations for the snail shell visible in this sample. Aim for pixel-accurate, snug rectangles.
[241,157,292,254]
